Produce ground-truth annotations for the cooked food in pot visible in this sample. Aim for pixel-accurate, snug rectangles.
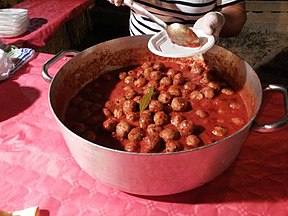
[65,58,248,153]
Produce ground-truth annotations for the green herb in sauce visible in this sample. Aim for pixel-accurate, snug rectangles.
[139,86,154,113]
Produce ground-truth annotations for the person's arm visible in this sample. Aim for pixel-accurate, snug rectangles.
[220,2,247,37]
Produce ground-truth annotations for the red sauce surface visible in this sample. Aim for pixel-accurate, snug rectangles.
[65,59,248,153]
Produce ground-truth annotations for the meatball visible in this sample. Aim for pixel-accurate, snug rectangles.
[141,61,152,69]
[178,120,195,136]
[221,87,234,95]
[149,100,164,112]
[123,85,133,92]
[168,85,182,96]
[128,69,137,77]
[173,73,185,85]
[80,100,93,109]
[159,76,172,86]
[103,118,117,132]
[212,125,228,137]
[200,73,212,84]
[71,96,84,106]
[143,68,152,80]
[115,120,132,138]
[113,107,125,119]
[141,135,161,153]
[183,81,197,91]
[71,122,86,135]
[104,100,114,111]
[82,130,97,142]
[128,127,145,141]
[229,102,241,109]
[200,87,215,99]
[125,88,137,100]
[190,63,205,74]
[159,128,179,141]
[126,111,139,122]
[115,96,126,105]
[124,75,134,84]
[85,115,104,126]
[79,109,92,121]
[153,111,169,126]
[134,77,147,88]
[142,110,153,116]
[208,81,221,92]
[136,68,144,78]
[122,100,138,114]
[167,69,177,78]
[170,114,185,127]
[171,97,188,112]
[124,141,139,152]
[146,80,159,89]
[186,135,201,148]
[181,89,191,99]
[158,91,172,104]
[231,117,244,126]
[139,112,153,129]
[190,91,204,100]
[119,72,127,80]
[195,109,208,118]
[164,140,182,153]
[153,62,165,71]
[133,95,142,104]
[147,124,163,136]
[150,70,162,81]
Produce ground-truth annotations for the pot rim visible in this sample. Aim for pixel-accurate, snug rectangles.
[46,36,262,156]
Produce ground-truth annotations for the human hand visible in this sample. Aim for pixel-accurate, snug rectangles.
[193,12,225,39]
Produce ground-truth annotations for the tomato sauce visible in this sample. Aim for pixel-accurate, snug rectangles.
[65,59,249,153]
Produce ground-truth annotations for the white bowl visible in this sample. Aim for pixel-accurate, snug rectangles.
[0,16,29,24]
[0,23,29,32]
[0,8,28,16]
[0,9,29,29]
[0,15,28,23]
[0,14,29,35]
[0,17,29,38]
[0,27,28,38]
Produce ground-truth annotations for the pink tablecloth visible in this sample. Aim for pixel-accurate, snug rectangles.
[2,0,93,48]
[0,53,288,215]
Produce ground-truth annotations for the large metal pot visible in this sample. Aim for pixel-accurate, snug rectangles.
[42,35,288,196]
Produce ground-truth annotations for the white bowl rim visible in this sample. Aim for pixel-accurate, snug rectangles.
[0,8,28,15]
[0,27,28,38]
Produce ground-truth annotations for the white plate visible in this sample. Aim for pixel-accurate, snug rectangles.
[148,28,215,58]
[0,25,28,38]
[0,8,28,15]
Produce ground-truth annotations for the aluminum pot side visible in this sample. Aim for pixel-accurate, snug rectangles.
[48,35,262,196]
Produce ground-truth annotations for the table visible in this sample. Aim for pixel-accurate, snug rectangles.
[1,0,94,53]
[0,53,288,215]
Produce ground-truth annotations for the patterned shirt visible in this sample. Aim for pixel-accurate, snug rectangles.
[129,0,244,35]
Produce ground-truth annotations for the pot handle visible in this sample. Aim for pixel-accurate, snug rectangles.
[42,50,80,83]
[252,84,288,132]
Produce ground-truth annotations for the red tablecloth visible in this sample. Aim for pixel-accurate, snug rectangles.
[0,53,288,215]
[1,0,93,48]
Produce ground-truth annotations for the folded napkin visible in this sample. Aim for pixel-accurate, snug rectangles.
[0,45,35,81]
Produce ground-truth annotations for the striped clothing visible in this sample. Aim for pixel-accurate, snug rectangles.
[129,0,244,35]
